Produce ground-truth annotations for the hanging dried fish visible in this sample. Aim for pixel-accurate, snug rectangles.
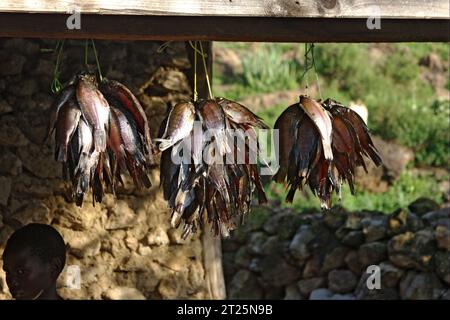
[273,96,382,209]
[46,71,154,207]
[159,97,268,238]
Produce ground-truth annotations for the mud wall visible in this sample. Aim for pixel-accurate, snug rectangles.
[0,38,209,299]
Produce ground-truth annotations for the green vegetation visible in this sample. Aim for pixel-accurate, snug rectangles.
[213,42,449,212]
[214,42,450,167]
[264,171,446,213]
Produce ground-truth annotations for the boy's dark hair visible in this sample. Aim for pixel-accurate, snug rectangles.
[3,223,66,272]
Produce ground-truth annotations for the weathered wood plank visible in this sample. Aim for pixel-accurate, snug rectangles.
[0,14,448,42]
[0,0,448,19]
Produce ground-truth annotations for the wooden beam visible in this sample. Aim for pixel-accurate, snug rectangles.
[0,0,448,19]
[0,14,448,42]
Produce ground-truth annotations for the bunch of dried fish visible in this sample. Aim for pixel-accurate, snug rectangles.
[46,71,153,206]
[273,95,382,209]
[157,97,268,238]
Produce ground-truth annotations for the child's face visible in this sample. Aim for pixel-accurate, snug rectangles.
[2,248,55,300]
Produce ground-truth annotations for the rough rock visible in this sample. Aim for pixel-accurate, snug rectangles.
[146,227,170,246]
[379,262,404,288]
[103,287,146,300]
[284,284,303,300]
[399,272,444,300]
[0,118,29,147]
[388,230,435,270]
[261,235,283,256]
[9,201,52,226]
[297,277,326,297]
[422,208,450,228]
[259,253,301,287]
[0,150,22,176]
[434,251,450,285]
[341,231,365,247]
[435,226,450,250]
[362,216,387,242]
[408,197,440,215]
[0,99,12,115]
[302,255,322,279]
[321,246,349,272]
[234,246,252,268]
[358,242,387,267]
[7,78,38,97]
[16,144,59,179]
[228,270,264,300]
[309,288,333,300]
[322,207,346,230]
[355,273,399,300]
[345,213,363,230]
[328,270,357,294]
[61,228,102,259]
[0,54,26,76]
[331,293,356,300]
[289,225,315,261]
[0,176,12,206]
[372,136,413,179]
[247,232,267,256]
[345,250,364,275]
[105,200,138,230]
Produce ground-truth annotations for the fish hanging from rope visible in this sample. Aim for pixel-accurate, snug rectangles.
[46,70,154,207]
[273,95,382,209]
[157,97,268,238]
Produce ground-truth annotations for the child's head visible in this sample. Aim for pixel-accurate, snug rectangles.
[2,223,66,300]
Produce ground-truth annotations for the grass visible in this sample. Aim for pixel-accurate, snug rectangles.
[264,170,446,213]
[213,42,449,213]
[214,42,450,167]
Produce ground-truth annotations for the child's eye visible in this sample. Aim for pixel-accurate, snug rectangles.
[17,269,25,276]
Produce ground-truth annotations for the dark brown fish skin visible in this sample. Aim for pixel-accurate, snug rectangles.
[45,84,76,144]
[113,107,145,165]
[160,148,180,201]
[324,99,382,167]
[107,107,127,173]
[287,115,320,184]
[109,106,151,190]
[272,103,304,183]
[158,97,269,238]
[55,99,81,162]
[217,97,269,129]
[76,74,110,152]
[197,99,229,156]
[208,164,230,205]
[100,78,154,163]
[341,108,382,166]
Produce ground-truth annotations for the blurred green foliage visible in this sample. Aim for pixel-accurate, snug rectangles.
[214,42,450,167]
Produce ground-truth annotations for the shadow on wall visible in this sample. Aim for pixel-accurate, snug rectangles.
[0,38,209,300]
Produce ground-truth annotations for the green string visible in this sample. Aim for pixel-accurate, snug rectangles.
[199,41,213,99]
[189,41,212,100]
[193,42,198,101]
[91,40,103,82]
[51,39,65,94]
[299,43,322,99]
[157,41,173,53]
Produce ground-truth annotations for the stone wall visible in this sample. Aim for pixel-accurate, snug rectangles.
[223,200,450,300]
[0,38,209,299]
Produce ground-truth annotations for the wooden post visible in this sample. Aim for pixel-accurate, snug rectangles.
[185,41,226,300]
